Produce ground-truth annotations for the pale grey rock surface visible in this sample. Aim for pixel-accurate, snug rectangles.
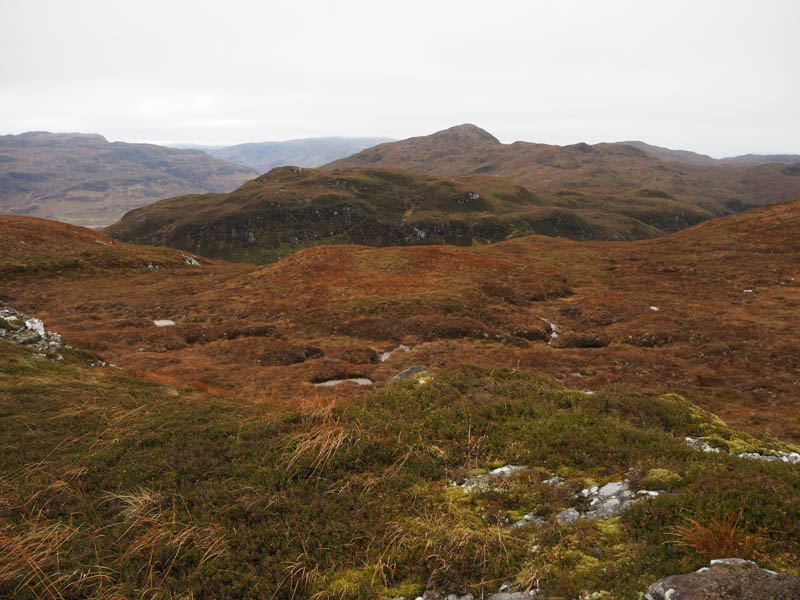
[685,436,800,464]
[393,365,435,381]
[644,558,800,599]
[0,307,62,356]
[455,464,528,493]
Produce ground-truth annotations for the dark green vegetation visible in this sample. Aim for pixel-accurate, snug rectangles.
[0,132,256,227]
[1,340,798,599]
[186,136,393,172]
[106,166,712,263]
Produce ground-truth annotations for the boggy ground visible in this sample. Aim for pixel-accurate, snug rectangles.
[1,205,800,598]
[2,200,800,440]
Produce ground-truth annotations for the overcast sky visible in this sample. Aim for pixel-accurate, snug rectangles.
[2,0,798,156]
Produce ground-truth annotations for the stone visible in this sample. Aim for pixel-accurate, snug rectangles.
[557,508,580,524]
[543,476,564,486]
[644,558,800,599]
[488,592,538,600]
[783,452,800,464]
[489,465,528,477]
[379,344,410,362]
[457,464,528,493]
[686,436,800,464]
[580,485,599,497]
[563,479,660,522]
[153,320,176,327]
[409,589,538,600]
[1,307,62,355]
[511,512,546,529]
[393,365,435,381]
[684,437,723,453]
[598,481,626,497]
[25,318,45,336]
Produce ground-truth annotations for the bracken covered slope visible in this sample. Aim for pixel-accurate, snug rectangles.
[324,124,800,215]
[0,131,256,227]
[105,166,713,263]
[1,204,799,599]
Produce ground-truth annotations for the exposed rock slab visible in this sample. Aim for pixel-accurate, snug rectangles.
[644,558,800,599]
[0,307,62,355]
[685,436,800,464]
[393,365,436,382]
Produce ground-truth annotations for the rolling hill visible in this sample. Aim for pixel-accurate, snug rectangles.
[105,165,713,263]
[324,124,800,215]
[2,199,800,598]
[0,131,256,227]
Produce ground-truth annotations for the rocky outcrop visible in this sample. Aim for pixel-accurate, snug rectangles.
[0,307,62,356]
[684,437,800,464]
[512,479,662,528]
[453,465,528,494]
[644,558,800,599]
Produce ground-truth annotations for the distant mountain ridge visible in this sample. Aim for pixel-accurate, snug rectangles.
[325,124,800,216]
[620,140,800,166]
[0,131,256,227]
[177,136,392,173]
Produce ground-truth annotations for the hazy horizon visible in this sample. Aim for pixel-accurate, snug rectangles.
[2,0,798,157]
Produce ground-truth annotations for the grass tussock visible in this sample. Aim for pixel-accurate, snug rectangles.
[283,404,363,478]
[667,512,768,561]
[1,343,799,598]
[131,369,229,396]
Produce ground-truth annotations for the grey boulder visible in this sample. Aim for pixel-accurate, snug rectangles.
[644,558,800,599]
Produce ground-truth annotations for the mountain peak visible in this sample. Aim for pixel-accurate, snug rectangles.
[429,124,501,146]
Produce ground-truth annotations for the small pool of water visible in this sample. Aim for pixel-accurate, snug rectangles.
[313,378,373,387]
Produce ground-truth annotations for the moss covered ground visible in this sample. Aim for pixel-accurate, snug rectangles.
[2,341,798,599]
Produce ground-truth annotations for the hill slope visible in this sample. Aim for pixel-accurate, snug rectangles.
[0,131,256,227]
[105,166,713,262]
[325,124,800,215]
[2,203,800,597]
[188,136,392,172]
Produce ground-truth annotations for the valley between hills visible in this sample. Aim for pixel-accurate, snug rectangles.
[1,127,799,599]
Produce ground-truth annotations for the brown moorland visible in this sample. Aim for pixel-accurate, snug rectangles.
[2,197,799,441]
[2,206,800,599]
[324,124,800,216]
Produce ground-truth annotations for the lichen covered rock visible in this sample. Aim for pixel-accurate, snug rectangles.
[0,307,62,355]
[644,558,800,599]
